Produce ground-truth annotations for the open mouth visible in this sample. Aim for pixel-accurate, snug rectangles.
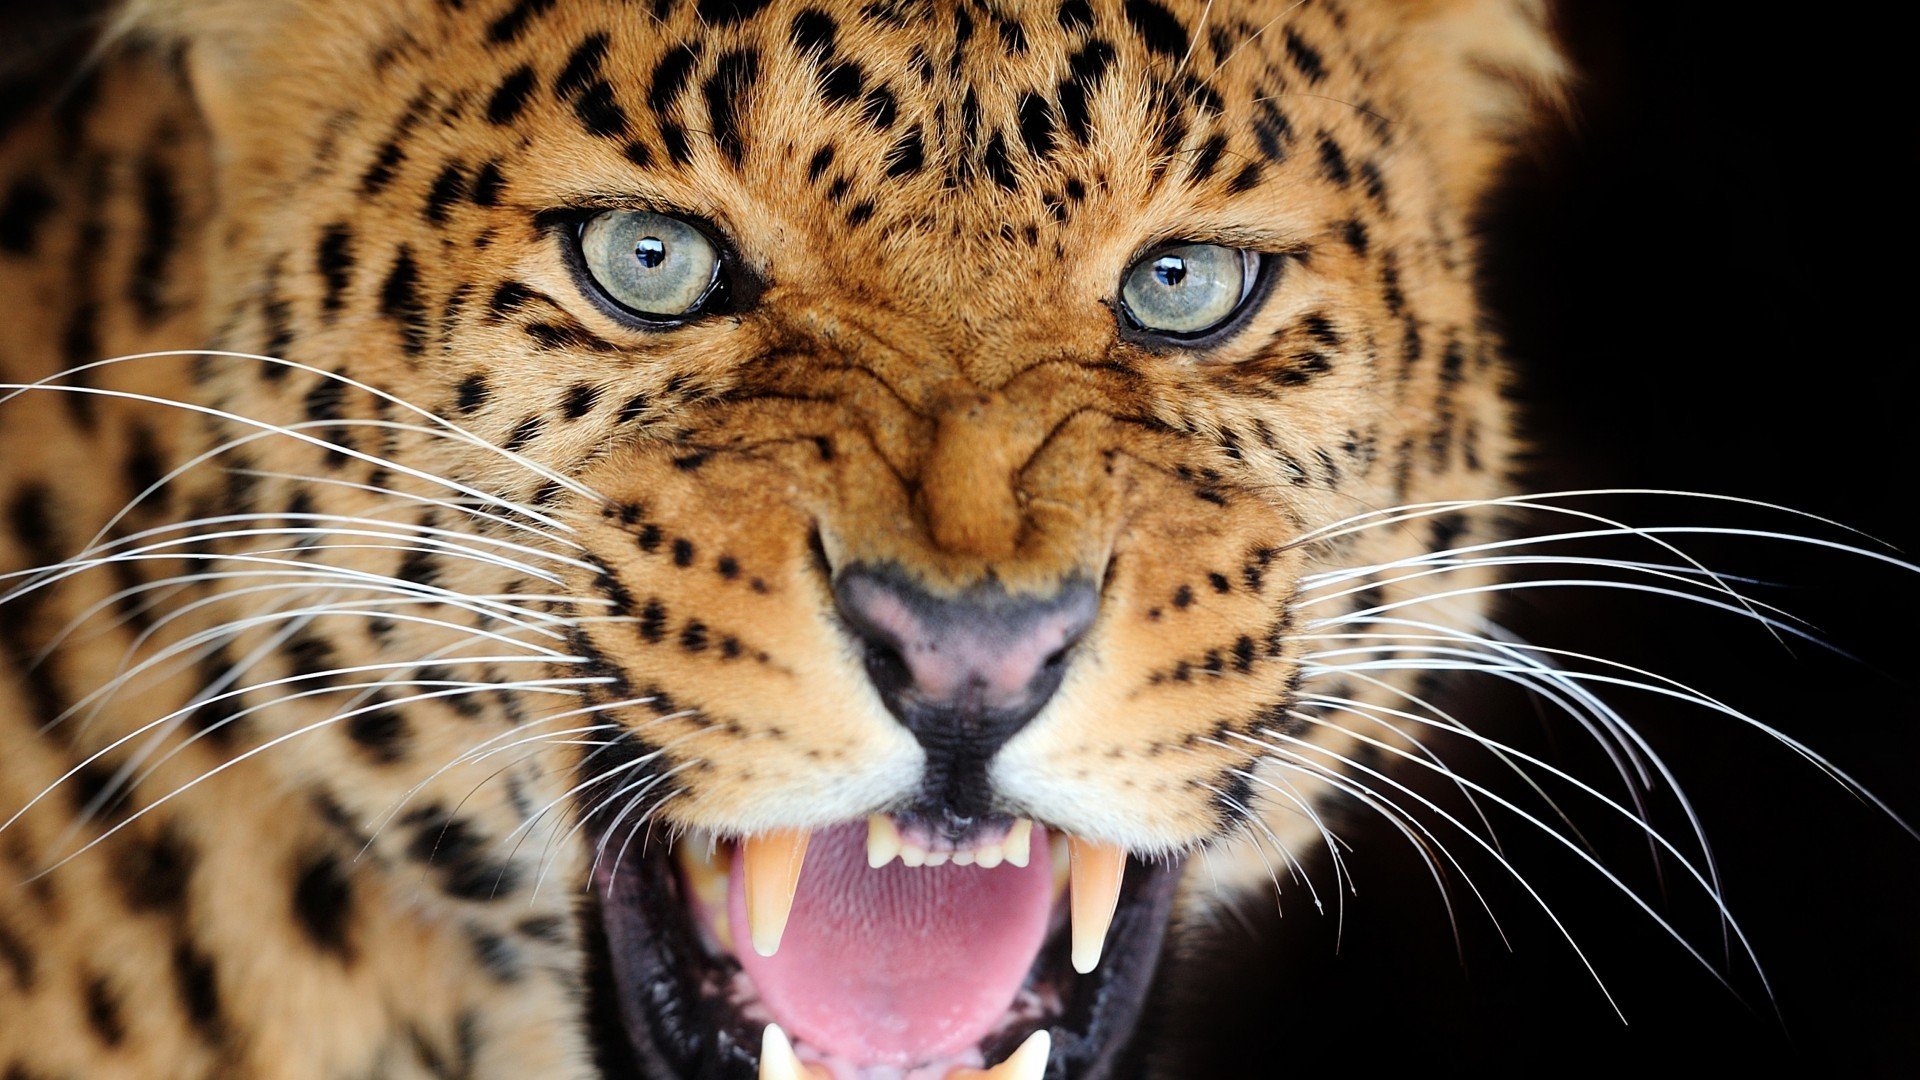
[590,811,1184,1079]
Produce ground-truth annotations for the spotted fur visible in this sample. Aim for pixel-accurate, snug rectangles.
[0,1,1560,1075]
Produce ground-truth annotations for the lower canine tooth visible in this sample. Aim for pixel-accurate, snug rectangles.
[759,1023,827,1080]
[866,814,902,869]
[1068,837,1127,974]
[743,829,811,957]
[948,1028,1052,1080]
[1004,818,1034,867]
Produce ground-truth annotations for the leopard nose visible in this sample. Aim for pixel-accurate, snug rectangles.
[833,567,1098,775]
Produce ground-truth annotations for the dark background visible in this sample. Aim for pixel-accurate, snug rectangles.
[5,1,1914,1075]
[1155,4,1919,1077]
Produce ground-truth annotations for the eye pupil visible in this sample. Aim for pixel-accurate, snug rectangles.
[1153,256,1187,288]
[634,236,667,269]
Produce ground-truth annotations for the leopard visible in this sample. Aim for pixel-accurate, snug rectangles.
[0,0,1581,1076]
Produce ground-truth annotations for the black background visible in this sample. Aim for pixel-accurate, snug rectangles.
[1154,5,1919,1076]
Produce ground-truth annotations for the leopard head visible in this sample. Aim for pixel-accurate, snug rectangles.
[125,0,1562,1073]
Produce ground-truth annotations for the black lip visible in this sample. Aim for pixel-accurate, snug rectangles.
[578,740,1187,1079]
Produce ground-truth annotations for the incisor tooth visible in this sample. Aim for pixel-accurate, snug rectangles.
[759,1023,828,1080]
[948,1029,1052,1080]
[974,843,1004,869]
[1068,837,1127,974]
[901,843,927,868]
[1004,818,1034,868]
[924,849,951,867]
[866,814,901,869]
[743,829,811,957]
[951,849,975,866]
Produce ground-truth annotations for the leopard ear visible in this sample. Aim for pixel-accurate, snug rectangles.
[1348,0,1569,209]
[109,0,396,143]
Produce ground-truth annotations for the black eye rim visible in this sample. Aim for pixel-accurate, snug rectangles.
[548,208,760,330]
[1113,242,1280,350]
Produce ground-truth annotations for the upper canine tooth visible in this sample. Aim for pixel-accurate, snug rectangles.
[1068,837,1127,974]
[1004,819,1034,867]
[743,829,811,958]
[866,814,902,869]
[759,1023,827,1080]
[947,1028,1052,1079]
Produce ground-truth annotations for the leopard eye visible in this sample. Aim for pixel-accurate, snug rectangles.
[1119,243,1261,339]
[577,210,722,322]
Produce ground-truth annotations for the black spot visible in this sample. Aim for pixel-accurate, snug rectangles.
[555,34,611,98]
[1173,584,1194,608]
[422,164,470,225]
[407,810,522,902]
[704,49,761,164]
[1208,571,1231,593]
[885,127,925,177]
[650,43,702,114]
[83,975,125,1045]
[573,81,630,139]
[562,383,602,419]
[636,523,664,552]
[380,246,430,356]
[468,926,524,981]
[639,599,668,643]
[791,10,838,55]
[861,84,898,129]
[470,161,506,206]
[518,914,566,943]
[1123,0,1187,58]
[345,706,411,763]
[1283,28,1327,83]
[820,61,865,106]
[118,827,194,913]
[1316,132,1351,185]
[807,145,836,181]
[1058,0,1093,31]
[1187,133,1226,183]
[486,0,557,45]
[0,916,34,991]
[0,178,54,255]
[1018,93,1054,158]
[625,141,655,167]
[455,374,491,414]
[1253,102,1293,162]
[846,200,875,227]
[680,620,709,651]
[487,66,538,125]
[1341,218,1369,254]
[525,319,615,352]
[357,123,413,194]
[1228,161,1263,192]
[171,940,224,1042]
[1058,39,1115,141]
[486,280,539,322]
[130,163,179,323]
[292,853,355,957]
[698,0,774,26]
[303,374,347,424]
[502,415,543,452]
[672,538,695,567]
[982,131,1015,188]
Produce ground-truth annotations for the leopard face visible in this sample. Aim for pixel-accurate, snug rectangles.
[0,0,1563,1075]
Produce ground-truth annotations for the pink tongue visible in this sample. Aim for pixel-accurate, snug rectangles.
[729,822,1054,1066]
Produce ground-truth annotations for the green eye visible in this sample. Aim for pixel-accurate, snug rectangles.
[1119,243,1260,338]
[578,210,722,321]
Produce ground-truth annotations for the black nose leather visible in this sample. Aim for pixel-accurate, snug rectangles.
[834,567,1098,819]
